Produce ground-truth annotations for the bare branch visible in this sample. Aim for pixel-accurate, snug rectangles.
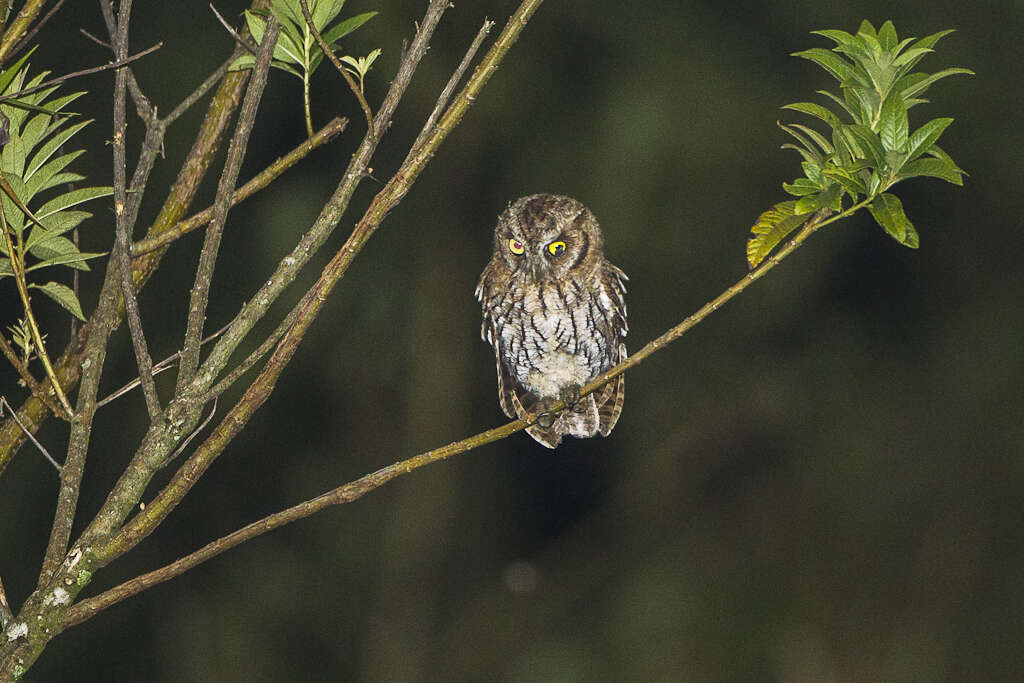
[93,0,537,567]
[97,323,230,408]
[209,2,256,54]
[0,0,48,66]
[8,0,64,58]
[0,395,60,470]
[0,332,67,421]
[111,0,161,419]
[130,116,348,256]
[0,42,163,105]
[410,18,495,156]
[175,15,280,392]
[296,0,372,128]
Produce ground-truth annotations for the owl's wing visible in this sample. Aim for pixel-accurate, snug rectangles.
[491,335,518,420]
[597,342,626,436]
[597,262,629,437]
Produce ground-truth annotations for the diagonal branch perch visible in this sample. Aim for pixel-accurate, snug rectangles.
[67,206,842,626]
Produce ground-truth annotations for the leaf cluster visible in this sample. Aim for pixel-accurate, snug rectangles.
[748,20,972,267]
[230,0,376,79]
[0,53,112,321]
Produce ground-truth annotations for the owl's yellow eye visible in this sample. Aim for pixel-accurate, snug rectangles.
[547,241,567,257]
[508,238,525,255]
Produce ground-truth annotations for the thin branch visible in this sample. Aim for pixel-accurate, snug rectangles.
[84,0,458,560]
[93,0,535,566]
[78,27,111,50]
[130,116,347,256]
[296,0,372,129]
[0,331,67,421]
[175,16,280,392]
[0,1,270,476]
[97,323,230,408]
[183,0,452,398]
[0,0,47,66]
[0,199,74,419]
[111,0,161,419]
[164,53,234,125]
[0,395,60,470]
[38,246,125,586]
[410,19,494,156]
[68,207,847,625]
[0,42,163,105]
[8,0,64,58]
[210,2,256,54]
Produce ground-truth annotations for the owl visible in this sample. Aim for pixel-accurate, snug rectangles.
[476,194,628,448]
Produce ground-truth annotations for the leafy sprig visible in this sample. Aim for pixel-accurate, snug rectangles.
[747,20,972,267]
[229,0,377,136]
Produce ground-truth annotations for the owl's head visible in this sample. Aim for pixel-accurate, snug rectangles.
[492,194,605,283]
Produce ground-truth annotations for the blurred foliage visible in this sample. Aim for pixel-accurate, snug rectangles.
[1,1,1020,681]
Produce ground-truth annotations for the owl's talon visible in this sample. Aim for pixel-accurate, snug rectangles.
[535,397,558,428]
[560,384,583,412]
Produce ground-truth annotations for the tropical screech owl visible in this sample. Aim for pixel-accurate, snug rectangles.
[476,194,628,448]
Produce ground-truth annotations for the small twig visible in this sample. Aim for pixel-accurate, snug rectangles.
[175,16,280,393]
[210,3,257,54]
[79,27,111,50]
[8,0,65,59]
[296,0,373,129]
[130,116,347,256]
[409,19,494,156]
[166,397,217,463]
[0,395,60,471]
[0,201,75,419]
[111,0,161,420]
[0,331,67,421]
[164,53,234,126]
[97,323,230,408]
[0,42,162,105]
[0,573,12,629]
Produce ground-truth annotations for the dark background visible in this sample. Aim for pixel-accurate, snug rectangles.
[2,0,1021,680]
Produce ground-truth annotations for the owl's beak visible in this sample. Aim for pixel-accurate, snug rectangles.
[528,253,549,282]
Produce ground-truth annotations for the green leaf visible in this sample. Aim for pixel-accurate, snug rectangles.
[877,20,898,51]
[868,192,918,248]
[25,211,91,249]
[270,0,305,28]
[25,150,85,196]
[34,185,112,221]
[792,48,862,86]
[896,157,964,185]
[821,165,867,197]
[845,124,886,168]
[905,117,953,162]
[816,89,856,118]
[0,49,35,94]
[27,233,91,269]
[29,280,85,320]
[897,67,973,100]
[23,119,91,183]
[747,201,809,268]
[782,101,843,128]
[321,11,377,46]
[0,257,11,277]
[878,93,908,152]
[313,0,349,31]
[24,250,105,272]
[912,29,956,53]
[796,183,842,214]
[782,177,822,197]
